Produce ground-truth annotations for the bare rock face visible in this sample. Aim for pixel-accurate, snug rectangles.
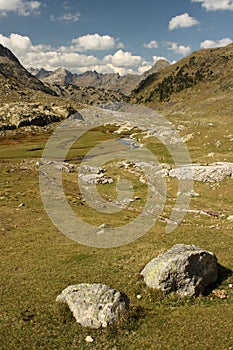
[141,244,218,296]
[56,283,130,328]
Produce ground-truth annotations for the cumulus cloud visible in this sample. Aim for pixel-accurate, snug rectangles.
[143,40,159,49]
[50,12,80,22]
[71,33,124,51]
[0,0,41,16]
[200,37,233,48]
[0,33,33,54]
[169,13,199,30]
[191,0,233,11]
[0,32,158,75]
[167,42,192,55]
[104,50,142,68]
[0,32,173,75]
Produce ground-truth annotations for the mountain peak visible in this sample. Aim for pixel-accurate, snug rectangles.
[0,44,20,64]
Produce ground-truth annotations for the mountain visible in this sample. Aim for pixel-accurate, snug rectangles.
[28,67,74,85]
[0,44,56,99]
[131,43,233,108]
[29,59,170,95]
[0,44,129,131]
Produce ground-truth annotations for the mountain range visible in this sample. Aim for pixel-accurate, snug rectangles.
[0,42,232,131]
[28,59,170,96]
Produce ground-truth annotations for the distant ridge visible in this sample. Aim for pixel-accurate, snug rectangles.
[29,59,170,95]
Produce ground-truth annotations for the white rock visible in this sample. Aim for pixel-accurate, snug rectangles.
[85,336,94,343]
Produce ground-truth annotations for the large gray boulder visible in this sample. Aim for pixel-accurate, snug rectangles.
[141,244,218,296]
[56,283,130,328]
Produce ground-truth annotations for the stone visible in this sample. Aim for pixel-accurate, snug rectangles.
[169,162,233,182]
[85,336,94,343]
[56,283,130,328]
[141,244,218,297]
[212,289,228,299]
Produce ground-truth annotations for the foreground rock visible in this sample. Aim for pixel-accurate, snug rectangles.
[56,283,130,328]
[141,244,218,296]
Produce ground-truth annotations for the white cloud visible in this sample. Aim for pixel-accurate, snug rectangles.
[169,13,199,30]
[167,42,192,55]
[200,37,233,48]
[71,33,124,51]
[104,50,142,68]
[23,52,100,70]
[0,32,172,76]
[50,12,80,22]
[143,40,159,49]
[0,0,41,16]
[191,0,233,11]
[0,33,33,54]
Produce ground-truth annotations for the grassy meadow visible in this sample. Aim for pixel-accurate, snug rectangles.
[0,115,233,349]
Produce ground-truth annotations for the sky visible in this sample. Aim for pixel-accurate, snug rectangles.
[0,0,232,75]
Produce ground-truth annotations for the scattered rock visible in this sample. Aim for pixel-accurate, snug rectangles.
[85,336,94,343]
[18,203,25,207]
[80,173,114,185]
[141,244,218,297]
[56,283,130,328]
[212,289,228,299]
[169,162,233,182]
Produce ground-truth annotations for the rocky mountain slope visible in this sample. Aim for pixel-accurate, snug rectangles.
[29,59,170,95]
[0,44,130,131]
[0,44,56,100]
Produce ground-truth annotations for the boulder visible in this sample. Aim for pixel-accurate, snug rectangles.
[56,283,130,328]
[141,244,218,296]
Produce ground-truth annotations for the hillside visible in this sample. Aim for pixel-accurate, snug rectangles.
[130,43,233,121]
[0,44,130,131]
[0,44,56,100]
[29,59,170,95]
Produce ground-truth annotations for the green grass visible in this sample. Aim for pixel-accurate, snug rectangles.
[1,123,233,349]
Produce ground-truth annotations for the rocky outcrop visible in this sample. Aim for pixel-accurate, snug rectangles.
[141,244,218,296]
[0,102,77,130]
[56,283,130,328]
[169,162,233,182]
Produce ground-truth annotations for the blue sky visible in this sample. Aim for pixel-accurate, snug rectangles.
[0,0,232,74]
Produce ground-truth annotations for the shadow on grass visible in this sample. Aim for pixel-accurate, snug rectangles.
[205,263,232,295]
[216,263,233,285]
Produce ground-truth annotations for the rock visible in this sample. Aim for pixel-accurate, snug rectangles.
[169,162,233,182]
[0,102,77,130]
[85,336,94,343]
[141,244,218,297]
[212,289,228,299]
[56,283,130,328]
